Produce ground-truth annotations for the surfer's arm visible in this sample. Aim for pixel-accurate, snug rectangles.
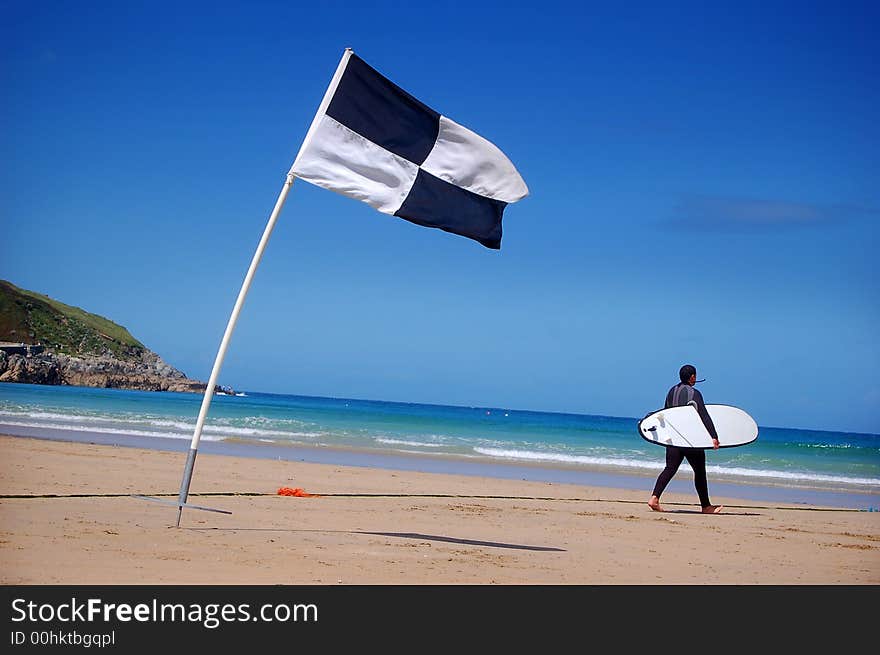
[693,390,720,442]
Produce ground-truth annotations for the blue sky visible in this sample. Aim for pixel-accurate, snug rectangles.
[2,1,878,434]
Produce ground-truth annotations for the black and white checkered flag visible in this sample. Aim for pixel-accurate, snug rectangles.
[290,49,528,249]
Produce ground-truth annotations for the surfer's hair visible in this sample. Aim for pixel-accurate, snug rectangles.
[679,364,697,383]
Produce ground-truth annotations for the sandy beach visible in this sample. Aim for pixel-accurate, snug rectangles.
[1,434,877,584]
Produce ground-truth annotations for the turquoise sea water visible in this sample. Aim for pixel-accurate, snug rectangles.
[1,382,878,508]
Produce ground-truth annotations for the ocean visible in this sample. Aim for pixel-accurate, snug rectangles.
[1,382,877,509]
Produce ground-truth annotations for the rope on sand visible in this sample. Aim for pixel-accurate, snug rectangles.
[0,491,867,511]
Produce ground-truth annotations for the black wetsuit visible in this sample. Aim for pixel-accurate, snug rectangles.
[651,383,719,508]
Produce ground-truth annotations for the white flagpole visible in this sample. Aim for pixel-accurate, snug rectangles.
[175,172,295,527]
[174,47,354,527]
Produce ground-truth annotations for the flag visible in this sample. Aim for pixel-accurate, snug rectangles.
[290,49,528,249]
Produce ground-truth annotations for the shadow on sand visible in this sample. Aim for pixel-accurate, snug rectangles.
[356,531,565,551]
[184,526,564,551]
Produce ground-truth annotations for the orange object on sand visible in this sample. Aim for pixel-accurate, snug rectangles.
[277,486,320,497]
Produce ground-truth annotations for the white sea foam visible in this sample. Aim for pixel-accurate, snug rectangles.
[0,420,198,441]
[0,413,325,443]
[376,438,444,448]
[475,447,661,470]
[0,410,109,423]
[705,464,880,487]
[146,419,198,431]
[158,421,322,440]
[475,447,880,488]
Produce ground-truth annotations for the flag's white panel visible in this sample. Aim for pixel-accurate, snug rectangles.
[420,116,529,203]
[291,115,419,214]
[290,49,354,173]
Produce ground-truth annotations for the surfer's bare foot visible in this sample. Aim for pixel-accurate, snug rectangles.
[702,505,723,514]
[648,496,663,512]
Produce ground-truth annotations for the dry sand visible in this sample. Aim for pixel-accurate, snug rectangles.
[1,435,877,584]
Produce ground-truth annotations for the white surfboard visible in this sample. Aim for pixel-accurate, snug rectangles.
[638,404,758,449]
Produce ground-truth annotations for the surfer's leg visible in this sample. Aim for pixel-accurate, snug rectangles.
[650,447,685,511]
[684,450,722,512]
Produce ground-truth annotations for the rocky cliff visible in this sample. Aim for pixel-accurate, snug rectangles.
[0,349,212,392]
[0,280,222,394]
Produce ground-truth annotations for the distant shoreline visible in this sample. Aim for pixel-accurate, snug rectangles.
[2,423,876,510]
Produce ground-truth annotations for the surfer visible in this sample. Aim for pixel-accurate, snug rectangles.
[648,364,723,514]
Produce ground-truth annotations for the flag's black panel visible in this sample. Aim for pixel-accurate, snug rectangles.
[327,54,440,166]
[395,170,506,249]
